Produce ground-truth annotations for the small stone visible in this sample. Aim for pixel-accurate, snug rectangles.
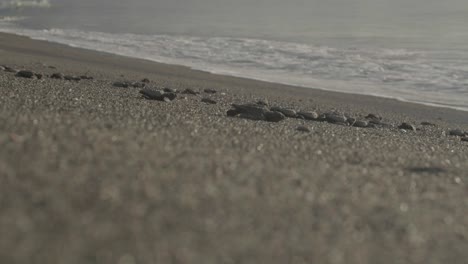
[226,109,239,117]
[201,98,217,104]
[296,125,311,132]
[50,73,64,79]
[231,103,268,121]
[64,75,81,81]
[80,75,94,80]
[204,88,217,94]
[113,81,129,88]
[323,112,347,124]
[16,70,35,78]
[140,89,177,101]
[449,129,465,137]
[130,82,146,88]
[398,122,416,131]
[353,120,368,128]
[141,78,150,83]
[256,100,269,106]
[297,111,319,120]
[163,87,177,93]
[365,114,382,120]
[270,106,297,118]
[264,111,286,122]
[461,137,468,142]
[421,121,437,127]
[35,73,43,79]
[347,117,357,126]
[181,88,199,95]
[4,66,17,73]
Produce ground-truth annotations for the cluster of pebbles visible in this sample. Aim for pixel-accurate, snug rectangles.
[2,64,467,141]
[1,65,93,81]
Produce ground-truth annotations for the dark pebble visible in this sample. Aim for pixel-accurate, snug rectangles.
[398,122,417,131]
[296,125,311,132]
[421,121,437,127]
[50,73,64,79]
[163,87,177,93]
[35,73,43,79]
[204,89,217,94]
[141,78,150,83]
[264,111,286,122]
[461,137,468,142]
[297,111,319,120]
[80,75,94,80]
[140,89,177,101]
[181,88,199,95]
[16,70,35,78]
[322,112,347,124]
[226,109,239,117]
[231,103,268,121]
[201,98,217,104]
[449,129,465,137]
[270,106,297,118]
[365,114,382,120]
[353,120,369,128]
[113,81,129,88]
[64,75,81,81]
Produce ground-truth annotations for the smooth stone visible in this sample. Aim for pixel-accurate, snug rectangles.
[113,81,129,88]
[163,87,177,93]
[365,114,382,120]
[264,111,286,122]
[398,123,416,131]
[204,88,217,94]
[449,129,465,137]
[50,73,64,79]
[80,75,94,80]
[140,89,177,101]
[4,66,17,73]
[296,125,311,132]
[226,109,239,117]
[231,103,268,121]
[181,88,199,95]
[421,121,437,127]
[16,70,35,78]
[323,112,347,124]
[270,106,297,118]
[297,111,319,120]
[353,120,369,128]
[201,98,217,104]
[64,75,81,81]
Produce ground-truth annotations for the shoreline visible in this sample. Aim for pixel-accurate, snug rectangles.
[1,31,468,263]
[1,30,468,113]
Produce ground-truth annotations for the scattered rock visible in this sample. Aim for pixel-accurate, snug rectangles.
[35,73,43,79]
[449,129,465,137]
[140,88,177,101]
[141,78,150,83]
[181,88,199,95]
[80,75,94,80]
[4,66,17,73]
[353,120,369,128]
[296,125,311,132]
[270,106,297,118]
[16,70,35,78]
[256,100,269,106]
[229,103,268,120]
[226,109,239,117]
[163,87,177,93]
[398,123,416,131]
[461,137,468,142]
[201,98,217,104]
[322,112,347,124]
[421,121,437,127]
[204,88,217,94]
[264,111,285,122]
[297,111,319,120]
[365,114,382,120]
[347,117,357,126]
[64,75,81,81]
[50,73,64,79]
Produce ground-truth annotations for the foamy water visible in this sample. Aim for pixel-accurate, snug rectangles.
[1,0,468,111]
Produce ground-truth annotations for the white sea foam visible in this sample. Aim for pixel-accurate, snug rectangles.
[0,20,467,111]
[0,0,50,10]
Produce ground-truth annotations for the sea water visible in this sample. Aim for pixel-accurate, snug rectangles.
[1,0,468,111]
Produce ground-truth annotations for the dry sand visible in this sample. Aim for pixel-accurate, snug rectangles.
[1,32,468,264]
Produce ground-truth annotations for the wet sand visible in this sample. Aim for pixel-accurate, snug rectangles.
[1,32,468,264]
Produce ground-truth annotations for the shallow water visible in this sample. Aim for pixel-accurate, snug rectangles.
[1,0,468,110]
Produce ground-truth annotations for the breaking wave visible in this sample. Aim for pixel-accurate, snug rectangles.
[0,0,51,10]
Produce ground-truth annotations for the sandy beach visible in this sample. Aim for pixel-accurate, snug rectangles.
[1,32,468,263]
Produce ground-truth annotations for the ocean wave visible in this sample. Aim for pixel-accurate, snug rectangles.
[0,0,51,10]
[0,23,467,111]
